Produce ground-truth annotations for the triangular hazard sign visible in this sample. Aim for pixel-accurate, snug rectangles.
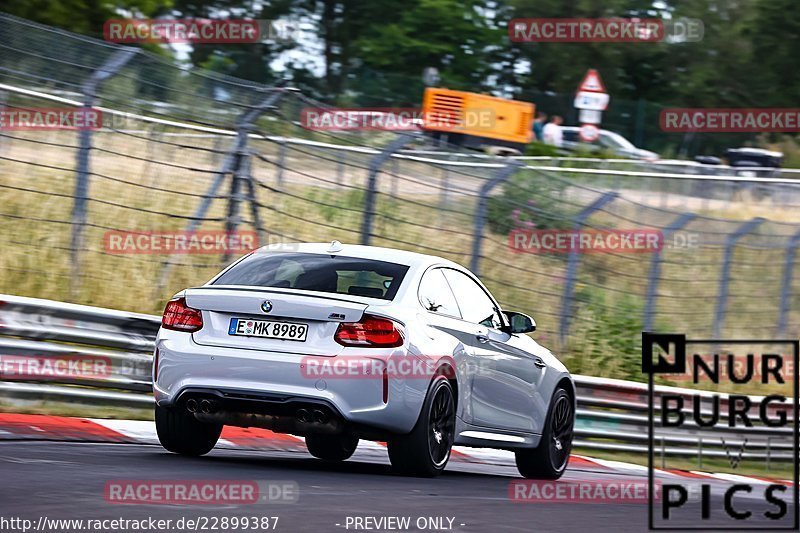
[578,69,606,93]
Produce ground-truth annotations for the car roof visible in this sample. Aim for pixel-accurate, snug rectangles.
[256,242,463,270]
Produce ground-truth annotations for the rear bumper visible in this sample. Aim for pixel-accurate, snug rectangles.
[153,331,429,434]
[173,387,349,436]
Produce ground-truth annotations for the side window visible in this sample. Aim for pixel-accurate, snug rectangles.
[441,269,504,329]
[418,268,461,318]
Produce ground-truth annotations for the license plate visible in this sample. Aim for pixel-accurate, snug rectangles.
[228,318,309,342]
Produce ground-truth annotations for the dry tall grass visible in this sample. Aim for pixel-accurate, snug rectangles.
[1,125,799,387]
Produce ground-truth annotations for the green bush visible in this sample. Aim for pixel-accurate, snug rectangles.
[523,142,561,157]
[564,284,676,382]
[486,169,575,235]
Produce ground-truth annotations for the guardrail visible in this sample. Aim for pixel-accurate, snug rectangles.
[0,294,792,468]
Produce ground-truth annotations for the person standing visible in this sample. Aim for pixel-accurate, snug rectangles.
[542,115,564,147]
[532,112,547,142]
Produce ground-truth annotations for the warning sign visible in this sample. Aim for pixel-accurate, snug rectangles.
[578,69,607,93]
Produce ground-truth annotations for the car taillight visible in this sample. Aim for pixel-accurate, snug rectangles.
[334,314,404,347]
[162,297,203,332]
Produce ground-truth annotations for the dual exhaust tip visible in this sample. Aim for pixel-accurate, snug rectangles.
[186,399,328,424]
[186,398,217,414]
[296,408,328,424]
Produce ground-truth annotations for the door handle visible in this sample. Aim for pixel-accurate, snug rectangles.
[534,358,547,368]
[476,335,489,344]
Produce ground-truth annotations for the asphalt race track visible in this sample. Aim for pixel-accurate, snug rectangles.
[1,439,790,533]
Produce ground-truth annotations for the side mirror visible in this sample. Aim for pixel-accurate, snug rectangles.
[504,311,536,334]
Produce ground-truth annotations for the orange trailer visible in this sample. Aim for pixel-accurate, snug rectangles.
[421,88,535,153]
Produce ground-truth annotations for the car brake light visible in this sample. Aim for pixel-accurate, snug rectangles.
[162,297,203,332]
[334,314,404,348]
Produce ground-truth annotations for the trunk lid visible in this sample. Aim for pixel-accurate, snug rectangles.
[185,286,369,355]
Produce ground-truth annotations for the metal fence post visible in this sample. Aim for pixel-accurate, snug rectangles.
[276,139,286,186]
[219,92,285,265]
[644,213,696,331]
[440,155,453,211]
[469,162,523,275]
[360,134,414,246]
[222,154,248,264]
[142,123,163,187]
[241,154,267,247]
[713,217,765,338]
[336,150,344,188]
[559,192,618,343]
[778,229,800,335]
[390,157,399,199]
[70,47,138,297]
[157,89,287,289]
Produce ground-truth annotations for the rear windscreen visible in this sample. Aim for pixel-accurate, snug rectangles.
[212,252,409,300]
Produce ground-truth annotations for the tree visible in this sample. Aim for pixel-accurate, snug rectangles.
[749,0,800,107]
[2,0,171,36]
[169,0,294,84]
[353,0,503,101]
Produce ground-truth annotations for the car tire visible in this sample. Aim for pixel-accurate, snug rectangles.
[387,377,455,477]
[305,433,359,461]
[515,388,574,479]
[155,404,222,457]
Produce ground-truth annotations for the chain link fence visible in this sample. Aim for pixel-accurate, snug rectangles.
[2,13,800,383]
